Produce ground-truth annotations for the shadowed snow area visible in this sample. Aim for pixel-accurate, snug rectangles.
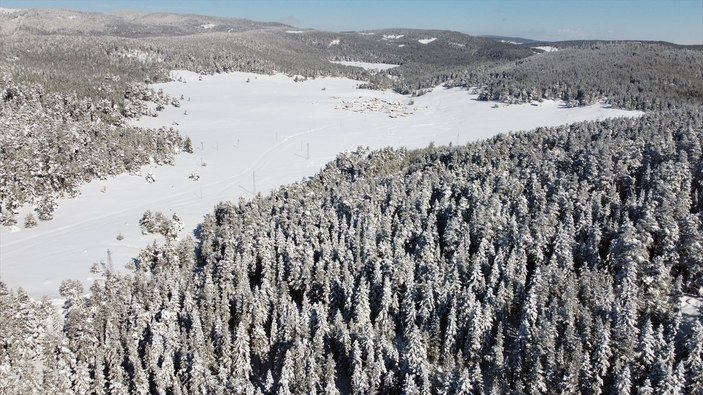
[0,70,642,298]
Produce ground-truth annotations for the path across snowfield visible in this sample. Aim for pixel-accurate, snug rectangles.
[0,70,642,298]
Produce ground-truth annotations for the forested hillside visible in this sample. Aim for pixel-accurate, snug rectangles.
[2,108,702,394]
[470,42,703,110]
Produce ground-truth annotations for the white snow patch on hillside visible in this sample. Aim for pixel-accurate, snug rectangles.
[398,44,405,48]
[500,40,522,45]
[382,34,404,40]
[328,39,340,47]
[418,38,437,44]
[286,30,303,34]
[200,23,216,29]
[329,60,399,71]
[358,32,375,35]
[533,46,559,52]
[0,71,642,299]
[0,8,23,14]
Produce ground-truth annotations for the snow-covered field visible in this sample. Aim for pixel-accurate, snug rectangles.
[533,46,559,52]
[418,37,437,44]
[0,70,642,298]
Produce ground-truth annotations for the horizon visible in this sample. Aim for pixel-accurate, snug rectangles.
[2,0,702,45]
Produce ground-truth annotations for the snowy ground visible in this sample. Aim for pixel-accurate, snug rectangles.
[0,70,642,298]
[682,294,703,319]
[533,46,559,52]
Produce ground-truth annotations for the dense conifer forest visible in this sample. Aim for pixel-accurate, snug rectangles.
[1,8,703,395]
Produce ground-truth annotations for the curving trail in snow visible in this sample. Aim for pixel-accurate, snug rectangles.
[0,70,642,298]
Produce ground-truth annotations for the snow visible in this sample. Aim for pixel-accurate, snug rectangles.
[328,39,340,47]
[286,30,304,34]
[200,23,216,29]
[533,46,559,52]
[0,8,23,14]
[682,295,703,318]
[0,71,642,299]
[418,38,437,44]
[382,34,404,40]
[500,39,522,45]
[329,60,400,71]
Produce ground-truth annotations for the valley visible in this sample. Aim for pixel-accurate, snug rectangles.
[1,70,640,298]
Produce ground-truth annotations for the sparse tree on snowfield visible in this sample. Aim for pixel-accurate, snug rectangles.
[0,210,17,227]
[139,210,157,234]
[24,213,37,229]
[37,195,57,221]
[183,136,194,153]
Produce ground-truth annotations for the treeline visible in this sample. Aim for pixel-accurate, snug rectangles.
[2,108,702,394]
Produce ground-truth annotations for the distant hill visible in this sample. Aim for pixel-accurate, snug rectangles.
[0,8,287,37]
[0,9,538,95]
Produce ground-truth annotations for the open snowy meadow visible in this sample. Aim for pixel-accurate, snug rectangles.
[0,70,642,298]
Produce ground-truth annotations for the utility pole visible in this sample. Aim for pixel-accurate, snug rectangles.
[107,249,113,272]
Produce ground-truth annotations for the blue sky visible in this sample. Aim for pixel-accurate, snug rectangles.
[3,0,702,44]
